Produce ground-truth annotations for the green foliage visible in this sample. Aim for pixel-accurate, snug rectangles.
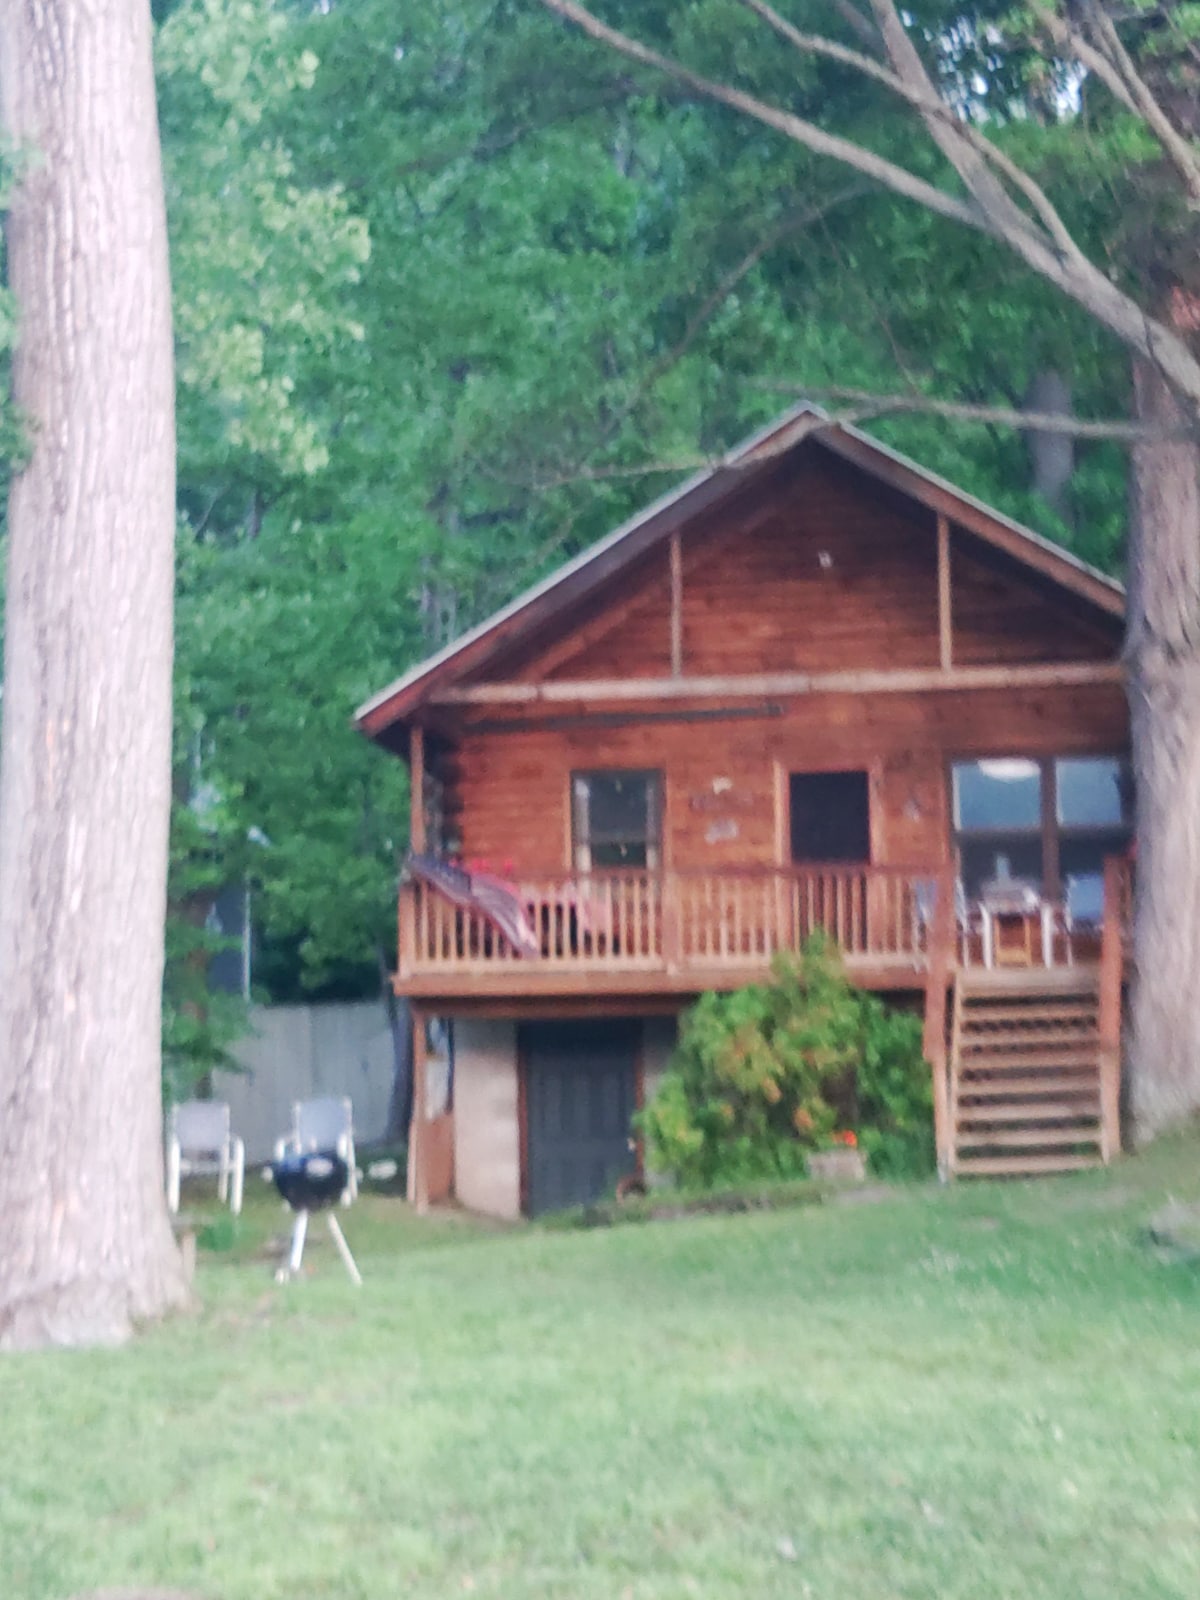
[150,0,1149,1016]
[162,795,252,1102]
[854,992,935,1178]
[7,0,1157,1037]
[640,937,931,1187]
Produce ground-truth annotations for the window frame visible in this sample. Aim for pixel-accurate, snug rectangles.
[570,768,664,873]
[950,753,1131,899]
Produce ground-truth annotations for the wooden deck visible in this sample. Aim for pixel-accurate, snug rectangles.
[396,862,951,1002]
[397,855,1133,1179]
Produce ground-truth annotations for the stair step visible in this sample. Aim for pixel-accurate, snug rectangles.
[955,1075,1102,1099]
[957,1048,1100,1072]
[961,1027,1099,1050]
[953,1152,1103,1176]
[960,1004,1097,1025]
[962,1018,1097,1032]
[958,968,1099,996]
[956,1125,1101,1150]
[956,1101,1100,1125]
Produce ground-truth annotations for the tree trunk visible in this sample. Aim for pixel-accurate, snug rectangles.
[1125,355,1200,1140]
[0,0,189,1347]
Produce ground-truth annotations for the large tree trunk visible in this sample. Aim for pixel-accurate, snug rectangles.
[0,0,189,1347]
[1125,355,1200,1140]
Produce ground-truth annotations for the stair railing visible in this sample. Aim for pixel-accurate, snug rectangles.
[1096,853,1129,1161]
[921,864,958,1179]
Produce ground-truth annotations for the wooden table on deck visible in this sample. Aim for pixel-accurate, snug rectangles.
[978,882,1056,968]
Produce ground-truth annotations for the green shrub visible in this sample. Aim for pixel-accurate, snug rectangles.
[638,935,932,1187]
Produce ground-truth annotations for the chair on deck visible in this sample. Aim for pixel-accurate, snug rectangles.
[166,1099,245,1216]
[912,877,981,965]
[1055,872,1106,963]
[275,1095,358,1205]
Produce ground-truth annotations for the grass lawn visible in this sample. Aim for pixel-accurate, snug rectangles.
[4,1136,1200,1600]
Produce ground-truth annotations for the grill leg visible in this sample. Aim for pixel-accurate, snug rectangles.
[327,1212,363,1287]
[282,1209,309,1279]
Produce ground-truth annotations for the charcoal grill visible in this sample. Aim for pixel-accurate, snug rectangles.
[272,1149,362,1285]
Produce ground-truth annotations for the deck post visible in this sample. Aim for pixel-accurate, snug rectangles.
[922,863,957,1179]
[937,514,953,671]
[669,529,684,677]
[1097,854,1126,1161]
[409,724,426,854]
[397,883,417,981]
[407,1006,429,1213]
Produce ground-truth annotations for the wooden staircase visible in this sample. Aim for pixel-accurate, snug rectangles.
[947,967,1119,1177]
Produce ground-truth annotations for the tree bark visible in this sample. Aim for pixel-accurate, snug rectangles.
[1125,355,1200,1139]
[0,0,189,1346]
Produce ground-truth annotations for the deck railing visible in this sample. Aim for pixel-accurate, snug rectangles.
[397,863,948,980]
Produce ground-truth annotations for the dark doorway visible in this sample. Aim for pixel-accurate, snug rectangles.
[789,770,871,863]
[522,1020,639,1217]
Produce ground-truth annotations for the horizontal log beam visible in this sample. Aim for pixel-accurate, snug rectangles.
[433,661,1124,706]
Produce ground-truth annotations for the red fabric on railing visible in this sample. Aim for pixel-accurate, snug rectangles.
[406,853,541,957]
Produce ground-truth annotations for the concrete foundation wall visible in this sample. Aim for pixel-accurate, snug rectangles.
[453,1018,521,1220]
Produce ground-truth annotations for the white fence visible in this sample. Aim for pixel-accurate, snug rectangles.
[211,1000,402,1164]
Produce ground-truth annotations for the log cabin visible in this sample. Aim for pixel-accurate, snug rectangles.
[356,404,1133,1219]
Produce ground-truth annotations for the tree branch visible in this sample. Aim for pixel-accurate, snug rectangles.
[753,381,1191,441]
[1076,0,1200,206]
[865,0,1080,257]
[488,190,867,595]
[539,0,991,233]
[1036,9,1141,116]
[599,185,870,446]
[539,0,1200,413]
[737,0,1082,258]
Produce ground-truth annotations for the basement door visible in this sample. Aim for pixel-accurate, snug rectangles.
[522,1020,639,1217]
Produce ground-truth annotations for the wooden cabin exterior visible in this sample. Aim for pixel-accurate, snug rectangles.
[357,406,1133,1219]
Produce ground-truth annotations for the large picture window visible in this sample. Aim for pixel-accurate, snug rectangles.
[571,771,662,872]
[953,755,1131,908]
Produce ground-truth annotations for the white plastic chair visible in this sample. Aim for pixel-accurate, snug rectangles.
[275,1095,358,1205]
[1053,872,1106,965]
[166,1099,245,1216]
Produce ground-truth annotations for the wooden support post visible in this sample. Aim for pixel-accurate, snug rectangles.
[937,514,953,671]
[408,1007,429,1212]
[435,660,1124,706]
[397,884,416,980]
[669,529,684,678]
[410,724,426,854]
[1097,854,1126,1162]
[921,864,957,1179]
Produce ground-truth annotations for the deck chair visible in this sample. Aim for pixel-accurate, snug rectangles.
[275,1095,358,1205]
[166,1099,245,1216]
[1056,873,1106,964]
[913,878,981,965]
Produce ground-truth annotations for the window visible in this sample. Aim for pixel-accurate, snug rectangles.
[571,771,662,871]
[952,755,1131,899]
[1056,757,1132,922]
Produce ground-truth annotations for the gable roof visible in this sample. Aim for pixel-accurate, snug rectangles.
[356,403,1125,743]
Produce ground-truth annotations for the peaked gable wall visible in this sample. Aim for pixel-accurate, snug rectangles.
[498,449,1115,688]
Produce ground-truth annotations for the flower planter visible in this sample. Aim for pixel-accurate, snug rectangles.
[807,1148,868,1183]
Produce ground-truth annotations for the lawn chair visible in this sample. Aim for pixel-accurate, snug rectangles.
[275,1095,358,1205]
[166,1099,245,1216]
